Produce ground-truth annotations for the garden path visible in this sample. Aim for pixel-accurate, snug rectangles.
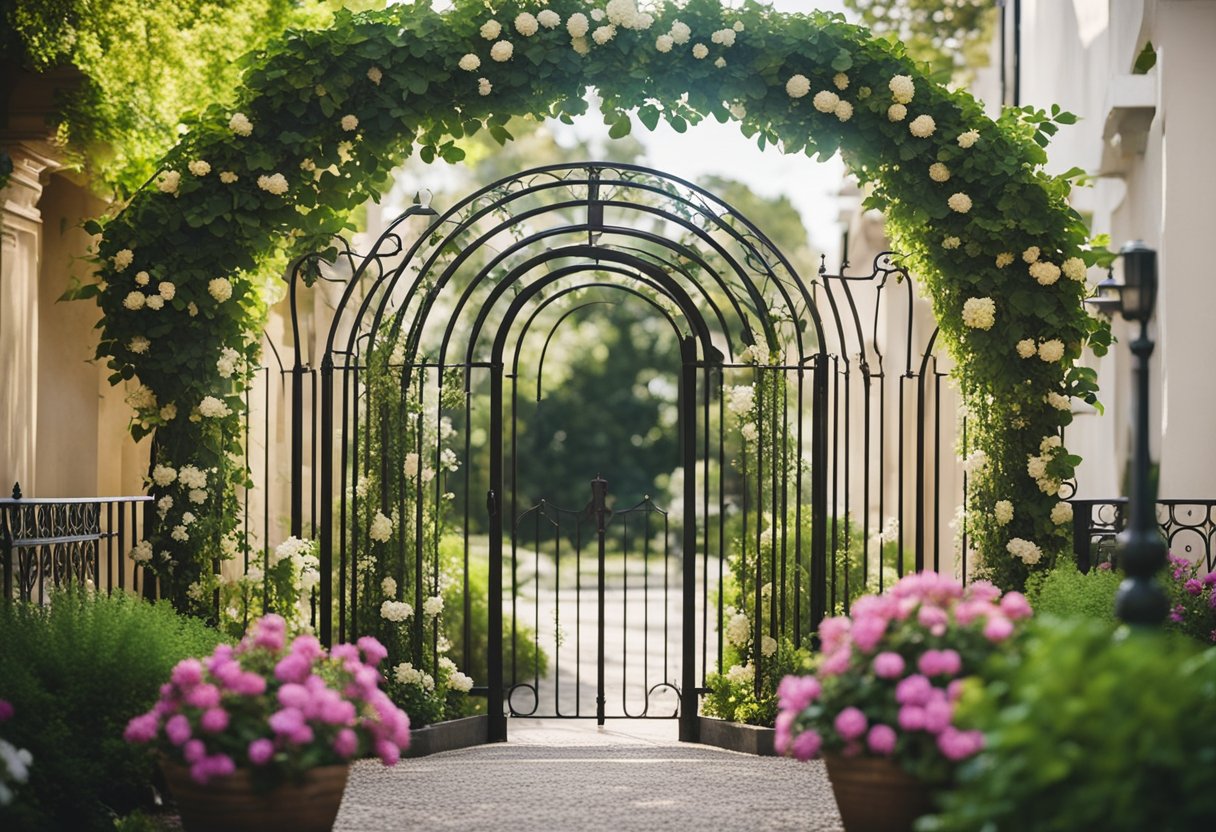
[335,719,844,831]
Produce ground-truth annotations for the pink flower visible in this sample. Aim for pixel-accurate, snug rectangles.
[867,724,897,756]
[375,738,401,766]
[967,581,1001,603]
[251,615,287,651]
[183,739,206,764]
[268,707,305,736]
[291,634,324,661]
[834,706,868,741]
[333,728,359,758]
[230,671,267,696]
[922,694,953,734]
[936,726,984,761]
[190,753,235,784]
[999,591,1033,620]
[331,644,360,662]
[818,616,851,654]
[0,700,13,723]
[895,674,932,706]
[918,649,961,677]
[1202,571,1216,587]
[953,599,992,626]
[275,653,312,684]
[790,729,822,761]
[872,651,906,679]
[819,647,852,677]
[320,695,356,726]
[123,712,159,743]
[898,705,926,731]
[917,605,949,636]
[850,616,888,652]
[774,710,795,755]
[200,707,229,733]
[171,659,204,689]
[1185,579,1202,596]
[983,616,1014,642]
[947,679,966,703]
[165,713,192,746]
[1170,604,1185,624]
[776,675,821,711]
[248,738,275,766]
[357,636,389,666]
[184,683,221,710]
[278,683,311,711]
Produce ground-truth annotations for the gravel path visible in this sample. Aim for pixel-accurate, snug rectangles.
[335,719,844,831]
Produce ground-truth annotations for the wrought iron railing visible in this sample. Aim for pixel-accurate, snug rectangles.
[0,483,154,603]
[1070,498,1216,573]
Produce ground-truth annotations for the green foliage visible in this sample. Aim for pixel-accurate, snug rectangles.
[843,0,997,79]
[923,617,1216,831]
[0,591,224,831]
[1025,557,1121,625]
[701,638,811,725]
[83,0,1105,600]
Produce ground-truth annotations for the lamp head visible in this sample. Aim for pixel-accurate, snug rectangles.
[1118,240,1157,323]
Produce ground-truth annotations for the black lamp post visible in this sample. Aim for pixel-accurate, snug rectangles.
[1086,240,1168,625]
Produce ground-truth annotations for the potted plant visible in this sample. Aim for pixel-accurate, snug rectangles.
[124,614,410,832]
[775,572,1032,832]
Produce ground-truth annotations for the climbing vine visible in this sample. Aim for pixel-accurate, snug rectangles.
[83,0,1108,611]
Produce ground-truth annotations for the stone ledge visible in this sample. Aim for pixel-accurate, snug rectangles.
[405,714,490,758]
[695,716,776,756]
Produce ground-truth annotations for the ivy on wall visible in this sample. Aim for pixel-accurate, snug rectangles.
[82,0,1108,611]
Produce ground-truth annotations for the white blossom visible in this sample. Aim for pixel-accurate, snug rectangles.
[1046,391,1072,411]
[1062,257,1087,282]
[810,90,840,114]
[1016,339,1037,358]
[126,384,156,411]
[157,495,173,517]
[669,20,691,45]
[448,670,474,692]
[490,40,514,61]
[962,297,996,330]
[198,396,231,418]
[711,28,736,47]
[382,601,413,622]
[714,56,726,68]
[566,13,589,38]
[785,74,810,99]
[994,500,1014,526]
[726,384,754,416]
[1006,538,1042,565]
[1051,501,1073,525]
[515,12,539,36]
[1029,260,1061,286]
[1022,246,1040,264]
[942,236,960,250]
[478,77,492,96]
[367,66,382,84]
[957,130,980,148]
[963,450,988,475]
[570,36,589,55]
[178,465,207,489]
[341,114,359,132]
[135,270,150,286]
[729,102,747,120]
[1027,455,1048,480]
[123,291,146,311]
[741,422,758,442]
[761,635,778,657]
[171,525,189,542]
[229,112,253,136]
[188,160,210,177]
[691,42,708,59]
[929,163,950,183]
[733,21,745,32]
[887,103,907,122]
[480,19,502,40]
[157,170,181,194]
[592,25,616,45]
[909,114,936,138]
[996,252,1015,268]
[145,295,164,311]
[1040,435,1062,453]
[160,403,177,422]
[833,72,849,90]
[257,173,289,195]
[725,663,754,685]
[538,10,561,29]
[128,336,150,354]
[216,347,242,378]
[655,34,673,52]
[889,75,915,104]
[209,277,233,302]
[459,53,481,71]
[724,612,750,647]
[181,511,196,526]
[424,595,444,617]
[219,171,238,184]
[404,452,420,478]
[188,302,198,316]
[591,9,605,22]
[370,510,393,542]
[382,576,397,598]
[129,540,153,563]
[948,192,972,214]
[189,488,207,504]
[1038,339,1065,363]
[152,464,177,487]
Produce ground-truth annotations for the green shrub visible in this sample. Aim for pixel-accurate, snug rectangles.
[0,591,224,831]
[1025,557,1121,624]
[921,616,1216,832]
[701,638,812,725]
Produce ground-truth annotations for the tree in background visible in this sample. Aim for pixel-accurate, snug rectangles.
[844,0,996,80]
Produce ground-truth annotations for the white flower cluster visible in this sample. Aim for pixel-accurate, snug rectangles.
[179,465,207,489]
[812,90,838,113]
[593,26,616,45]
[1029,260,1061,286]
[382,576,397,597]
[188,160,210,176]
[1038,339,1065,363]
[515,12,538,36]
[724,611,750,647]
[423,595,444,617]
[157,170,181,195]
[889,74,915,104]
[229,112,253,136]
[128,336,150,354]
[367,66,382,85]
[962,449,988,475]
[996,252,1015,268]
[567,12,589,38]
[189,487,207,504]
[219,171,238,184]
[1023,246,1040,263]
[152,464,177,487]
[948,192,972,214]
[459,53,480,71]
[478,78,492,96]
[448,670,474,693]
[606,0,652,29]
[909,114,936,138]
[216,347,243,379]
[491,40,514,61]
[341,114,359,132]
[740,423,758,442]
[394,662,435,691]
[480,19,501,39]
[369,510,393,542]
[994,500,1014,526]
[761,635,778,658]
[786,74,810,99]
[957,130,980,148]
[1062,257,1087,282]
[113,249,135,271]
[1051,501,1073,525]
[129,540,153,563]
[1016,338,1037,358]
[929,162,950,183]
[942,236,960,250]
[257,173,289,195]
[1045,390,1072,411]
[962,296,996,330]
[381,600,413,622]
[0,734,33,805]
[538,9,560,29]
[171,525,189,542]
[273,535,311,566]
[725,663,754,685]
[209,277,233,302]
[1006,537,1042,565]
[887,103,907,122]
[195,396,228,419]
[726,384,754,417]
[739,342,769,365]
[833,72,849,90]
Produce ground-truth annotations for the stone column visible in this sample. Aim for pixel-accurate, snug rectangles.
[0,141,59,494]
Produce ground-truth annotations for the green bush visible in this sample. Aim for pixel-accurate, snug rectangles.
[0,591,224,831]
[921,616,1216,831]
[701,638,812,725]
[1025,557,1121,624]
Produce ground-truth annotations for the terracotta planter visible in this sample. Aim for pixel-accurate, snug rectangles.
[161,761,350,832]
[823,754,937,832]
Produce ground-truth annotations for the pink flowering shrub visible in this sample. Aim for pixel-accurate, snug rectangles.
[1163,554,1216,643]
[775,571,1032,782]
[124,614,410,786]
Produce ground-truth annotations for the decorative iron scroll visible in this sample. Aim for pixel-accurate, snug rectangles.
[1069,498,1216,573]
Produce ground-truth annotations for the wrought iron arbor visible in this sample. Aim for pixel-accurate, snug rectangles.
[276,162,957,743]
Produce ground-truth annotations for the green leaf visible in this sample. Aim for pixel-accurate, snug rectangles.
[608,114,632,140]
[637,105,660,132]
[831,50,853,72]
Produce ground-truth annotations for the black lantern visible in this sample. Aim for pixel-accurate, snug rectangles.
[1084,241,1167,625]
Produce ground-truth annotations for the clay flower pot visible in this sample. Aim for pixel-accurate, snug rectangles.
[161,761,350,832]
[824,753,937,832]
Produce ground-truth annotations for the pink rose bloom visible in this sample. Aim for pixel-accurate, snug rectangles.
[922,695,953,734]
[170,659,204,689]
[898,705,926,731]
[251,615,287,651]
[872,651,906,679]
[165,713,192,746]
[790,729,822,761]
[333,728,359,758]
[278,683,311,711]
[184,683,221,710]
[1185,579,1202,596]
[291,634,324,661]
[200,707,229,733]
[818,616,851,654]
[983,616,1014,642]
[320,696,357,726]
[834,706,868,741]
[268,707,305,736]
[967,581,1001,603]
[917,605,949,636]
[851,616,888,652]
[248,738,275,766]
[182,739,206,764]
[953,599,992,626]
[1202,571,1216,587]
[357,636,389,666]
[774,710,795,755]
[895,674,932,706]
[123,712,159,743]
[275,653,312,684]
[918,649,961,677]
[999,591,1033,620]
[819,647,852,677]
[777,675,821,711]
[867,724,897,756]
[231,671,267,697]
[376,738,401,766]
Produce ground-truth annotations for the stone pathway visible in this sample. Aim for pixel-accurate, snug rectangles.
[335,719,844,831]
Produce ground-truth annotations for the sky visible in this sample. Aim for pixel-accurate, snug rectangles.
[402,1,856,264]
